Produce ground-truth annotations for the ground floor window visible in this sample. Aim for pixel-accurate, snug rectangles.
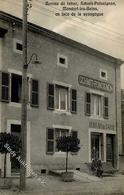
[55,129,69,152]
[47,128,77,154]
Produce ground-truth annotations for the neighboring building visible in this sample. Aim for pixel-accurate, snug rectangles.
[0,11,123,176]
[120,90,124,171]
[121,90,124,153]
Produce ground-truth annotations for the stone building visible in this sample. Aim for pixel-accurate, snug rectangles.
[0,11,123,176]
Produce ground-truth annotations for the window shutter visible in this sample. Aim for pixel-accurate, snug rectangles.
[1,72,10,102]
[71,130,78,155]
[31,79,39,107]
[71,130,78,138]
[103,97,109,119]
[85,93,91,116]
[46,128,54,154]
[71,89,77,113]
[47,83,54,110]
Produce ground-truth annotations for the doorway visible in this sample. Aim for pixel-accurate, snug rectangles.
[11,124,21,173]
[106,134,114,166]
[91,133,103,160]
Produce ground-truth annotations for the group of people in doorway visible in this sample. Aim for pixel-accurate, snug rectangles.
[91,158,103,177]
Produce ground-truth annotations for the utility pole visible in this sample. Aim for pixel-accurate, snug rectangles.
[20,0,28,190]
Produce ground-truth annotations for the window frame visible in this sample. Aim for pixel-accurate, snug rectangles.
[46,125,72,155]
[56,85,68,111]
[85,91,109,120]
[57,53,68,68]
[13,38,23,54]
[100,69,108,81]
[91,94,102,117]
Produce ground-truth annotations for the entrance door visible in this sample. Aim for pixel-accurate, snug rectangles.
[106,134,114,165]
[11,124,21,173]
[91,133,103,160]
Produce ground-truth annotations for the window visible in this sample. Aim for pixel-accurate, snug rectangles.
[55,129,69,152]
[57,54,68,68]
[85,92,109,119]
[11,74,22,103]
[56,86,68,111]
[92,94,102,117]
[0,71,39,107]
[100,69,107,80]
[47,128,75,154]
[47,83,77,113]
[13,39,22,54]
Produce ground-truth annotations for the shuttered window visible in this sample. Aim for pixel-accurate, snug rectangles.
[1,72,10,102]
[46,128,54,154]
[103,97,109,119]
[71,130,78,138]
[31,79,39,107]
[85,93,91,116]
[47,84,54,110]
[71,89,77,113]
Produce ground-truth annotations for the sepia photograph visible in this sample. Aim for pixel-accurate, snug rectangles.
[0,0,124,194]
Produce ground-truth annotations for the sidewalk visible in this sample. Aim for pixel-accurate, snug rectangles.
[1,172,124,195]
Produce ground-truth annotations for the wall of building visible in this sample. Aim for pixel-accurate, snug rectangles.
[0,17,121,174]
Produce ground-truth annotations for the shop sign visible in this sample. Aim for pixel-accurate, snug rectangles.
[78,75,113,93]
[89,121,114,131]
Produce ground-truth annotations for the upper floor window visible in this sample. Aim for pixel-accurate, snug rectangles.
[85,92,109,119]
[13,39,23,54]
[100,69,107,80]
[11,74,22,103]
[0,71,39,107]
[56,86,68,111]
[92,94,102,117]
[47,83,77,113]
[57,54,68,68]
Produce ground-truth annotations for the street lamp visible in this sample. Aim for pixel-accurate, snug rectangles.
[24,53,41,68]
[20,0,40,190]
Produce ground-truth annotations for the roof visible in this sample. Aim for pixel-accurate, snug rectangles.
[0,11,123,65]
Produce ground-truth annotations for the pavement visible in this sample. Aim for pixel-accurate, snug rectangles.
[0,171,124,195]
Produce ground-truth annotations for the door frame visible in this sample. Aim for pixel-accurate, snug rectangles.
[89,128,116,162]
[6,119,31,177]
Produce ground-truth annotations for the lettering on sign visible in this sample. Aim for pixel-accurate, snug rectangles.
[89,121,114,131]
[78,75,113,93]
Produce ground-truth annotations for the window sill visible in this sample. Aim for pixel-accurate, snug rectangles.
[54,152,66,156]
[53,110,71,115]
[87,115,105,121]
[8,102,31,109]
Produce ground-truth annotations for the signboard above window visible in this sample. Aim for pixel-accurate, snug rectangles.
[78,75,113,93]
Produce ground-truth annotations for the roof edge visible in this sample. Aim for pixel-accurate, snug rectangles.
[0,11,124,65]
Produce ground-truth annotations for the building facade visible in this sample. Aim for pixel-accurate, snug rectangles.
[0,11,123,176]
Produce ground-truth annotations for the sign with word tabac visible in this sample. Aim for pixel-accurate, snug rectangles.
[89,121,114,131]
[78,75,113,93]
